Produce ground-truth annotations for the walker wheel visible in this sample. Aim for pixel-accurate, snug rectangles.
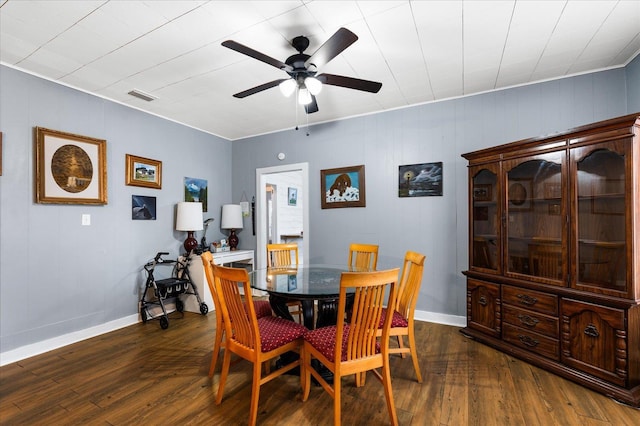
[141,310,148,323]
[160,317,169,329]
[176,299,184,312]
[200,303,209,315]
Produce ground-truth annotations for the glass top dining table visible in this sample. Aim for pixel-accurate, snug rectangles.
[249,264,370,329]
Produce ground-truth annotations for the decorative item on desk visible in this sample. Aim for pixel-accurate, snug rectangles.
[200,218,214,251]
[176,201,203,254]
[221,204,243,251]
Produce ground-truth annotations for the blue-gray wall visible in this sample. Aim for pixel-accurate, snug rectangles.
[0,65,230,359]
[627,54,640,112]
[1,52,638,363]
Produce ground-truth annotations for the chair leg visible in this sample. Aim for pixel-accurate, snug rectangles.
[408,327,422,383]
[248,361,262,426]
[301,345,311,402]
[333,375,341,426]
[381,360,399,426]
[216,346,232,405]
[209,329,223,378]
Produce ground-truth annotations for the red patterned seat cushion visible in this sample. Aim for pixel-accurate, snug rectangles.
[258,316,307,352]
[304,325,352,362]
[253,300,273,318]
[378,308,408,328]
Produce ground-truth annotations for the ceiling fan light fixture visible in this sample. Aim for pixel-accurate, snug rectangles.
[304,76,322,95]
[279,78,296,97]
[298,87,312,105]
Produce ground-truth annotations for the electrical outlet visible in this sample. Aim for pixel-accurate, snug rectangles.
[82,214,91,226]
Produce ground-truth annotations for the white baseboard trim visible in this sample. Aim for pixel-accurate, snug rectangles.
[0,315,139,367]
[1,310,467,367]
[414,309,467,328]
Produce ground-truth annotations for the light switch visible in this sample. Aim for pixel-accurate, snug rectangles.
[82,214,91,226]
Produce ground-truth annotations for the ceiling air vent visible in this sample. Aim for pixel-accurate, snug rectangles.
[127,89,156,102]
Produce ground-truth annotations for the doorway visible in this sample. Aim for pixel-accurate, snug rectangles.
[256,162,309,269]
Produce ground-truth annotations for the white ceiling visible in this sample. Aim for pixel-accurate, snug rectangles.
[1,1,639,141]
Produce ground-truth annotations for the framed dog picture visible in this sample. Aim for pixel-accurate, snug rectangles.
[321,165,366,209]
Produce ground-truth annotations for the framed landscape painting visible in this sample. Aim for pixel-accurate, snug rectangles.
[398,162,443,197]
[184,177,208,212]
[126,154,162,189]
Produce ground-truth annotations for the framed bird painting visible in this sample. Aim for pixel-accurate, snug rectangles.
[399,162,443,197]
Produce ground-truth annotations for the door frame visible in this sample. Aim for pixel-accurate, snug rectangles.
[255,162,309,269]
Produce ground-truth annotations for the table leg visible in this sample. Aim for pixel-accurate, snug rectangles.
[268,294,294,321]
[301,299,315,330]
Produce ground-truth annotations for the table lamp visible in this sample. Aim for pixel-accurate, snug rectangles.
[176,202,203,254]
[221,204,243,251]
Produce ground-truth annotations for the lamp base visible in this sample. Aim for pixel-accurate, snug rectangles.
[228,229,239,251]
[183,231,198,254]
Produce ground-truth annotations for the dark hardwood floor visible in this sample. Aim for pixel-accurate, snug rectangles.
[1,309,639,425]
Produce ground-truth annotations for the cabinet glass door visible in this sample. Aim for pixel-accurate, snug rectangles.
[504,152,566,284]
[572,143,627,295]
[471,167,499,272]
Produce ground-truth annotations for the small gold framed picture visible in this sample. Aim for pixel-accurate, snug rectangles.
[125,154,162,189]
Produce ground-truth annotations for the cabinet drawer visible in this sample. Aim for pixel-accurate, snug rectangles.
[502,285,558,316]
[503,323,559,360]
[503,304,558,339]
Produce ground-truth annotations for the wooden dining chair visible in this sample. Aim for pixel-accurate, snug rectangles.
[201,252,273,378]
[301,268,400,426]
[213,263,307,426]
[267,243,302,323]
[348,243,379,269]
[377,250,426,383]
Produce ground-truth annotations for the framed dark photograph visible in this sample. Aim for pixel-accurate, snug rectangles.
[288,187,297,206]
[35,127,107,205]
[132,195,156,220]
[126,154,162,189]
[473,184,492,201]
[321,165,366,209]
[398,162,443,197]
[507,179,532,211]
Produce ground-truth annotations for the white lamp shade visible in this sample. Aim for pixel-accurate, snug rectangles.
[304,76,322,95]
[221,204,243,229]
[279,78,296,97]
[298,87,312,105]
[176,202,203,231]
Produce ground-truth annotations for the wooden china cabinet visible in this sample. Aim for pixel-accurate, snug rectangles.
[461,113,640,406]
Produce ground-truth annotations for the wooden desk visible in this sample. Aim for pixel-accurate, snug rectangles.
[212,249,254,269]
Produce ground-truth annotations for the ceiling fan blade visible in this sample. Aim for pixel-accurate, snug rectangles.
[304,27,358,70]
[233,79,287,98]
[317,73,382,93]
[222,40,293,72]
[305,95,319,114]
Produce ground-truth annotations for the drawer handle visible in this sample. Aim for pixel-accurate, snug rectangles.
[478,296,487,306]
[516,294,538,306]
[518,334,539,347]
[518,314,539,327]
[584,324,600,338]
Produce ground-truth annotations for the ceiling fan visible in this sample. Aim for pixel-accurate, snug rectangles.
[222,27,382,114]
